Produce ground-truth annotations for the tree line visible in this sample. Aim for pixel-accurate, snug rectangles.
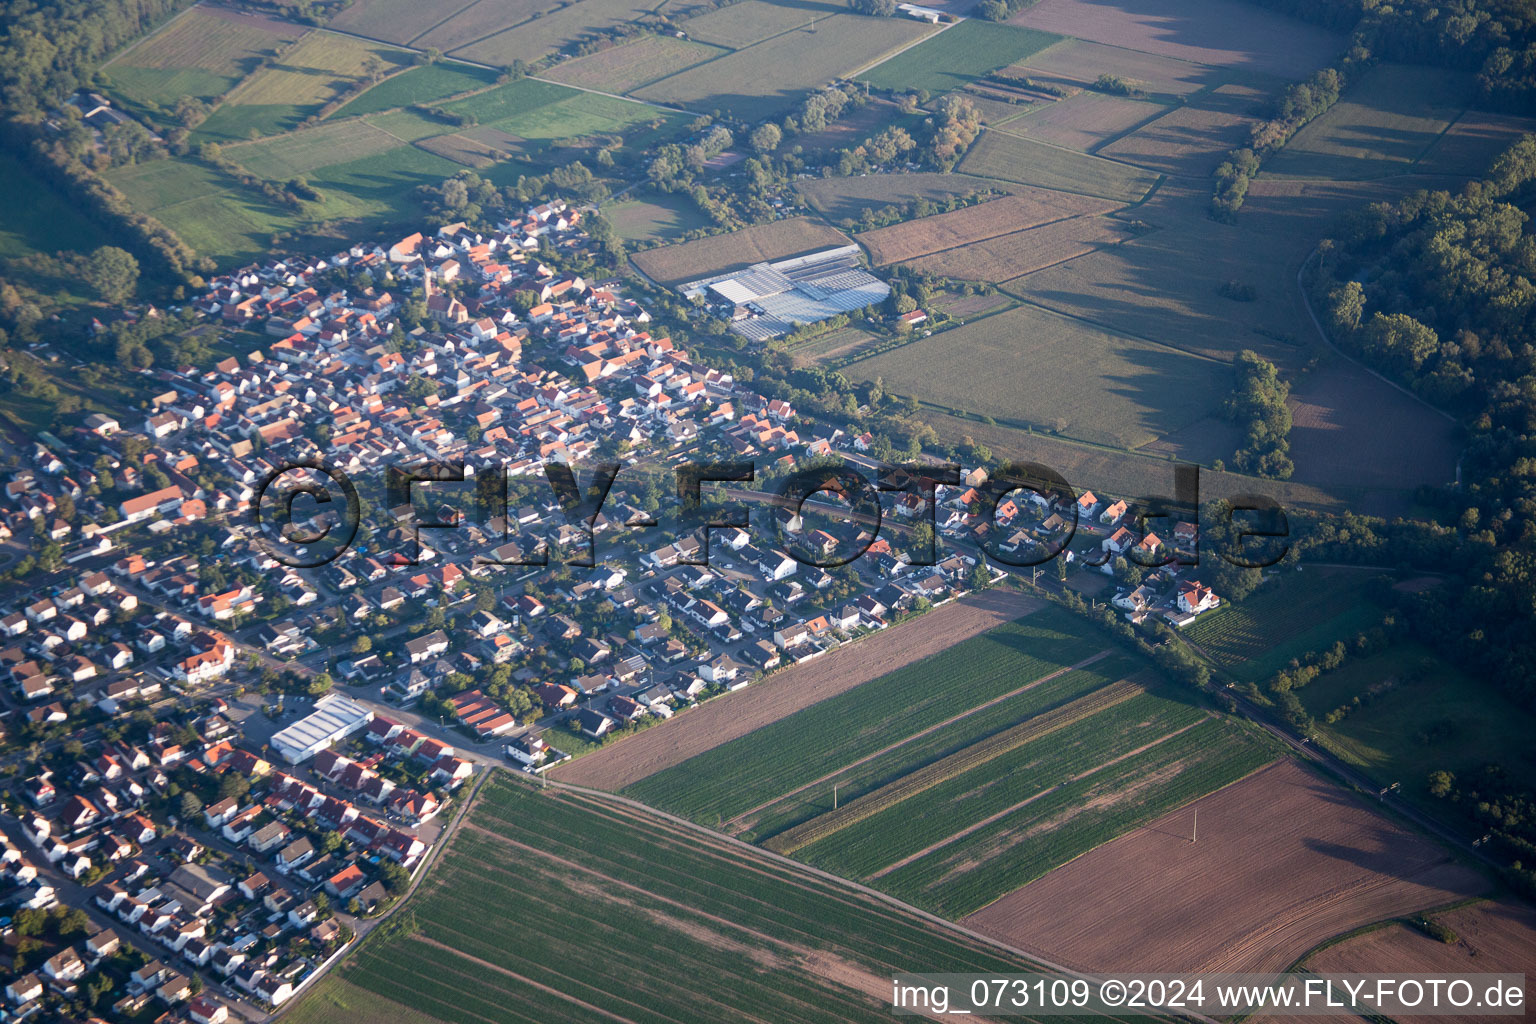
[1242,0,1536,113]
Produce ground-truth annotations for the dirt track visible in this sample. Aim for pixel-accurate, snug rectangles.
[1296,900,1536,1024]
[553,588,1041,790]
[962,760,1488,974]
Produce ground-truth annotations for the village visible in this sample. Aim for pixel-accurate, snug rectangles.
[0,203,1223,1023]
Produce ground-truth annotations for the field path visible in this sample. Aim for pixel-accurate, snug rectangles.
[412,933,642,1024]
[530,776,1229,1024]
[867,710,1212,879]
[725,647,1114,833]
[553,587,1041,790]
[847,17,956,78]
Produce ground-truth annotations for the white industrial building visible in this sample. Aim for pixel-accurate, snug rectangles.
[269,693,374,764]
[681,245,891,342]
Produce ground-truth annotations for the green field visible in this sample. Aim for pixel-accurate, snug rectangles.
[1298,642,1536,801]
[192,32,414,141]
[624,606,1111,824]
[634,13,934,120]
[286,776,1084,1024]
[959,130,1159,202]
[331,61,499,118]
[843,714,1274,916]
[439,77,680,155]
[0,154,106,258]
[843,304,1229,450]
[1181,570,1381,682]
[859,20,1060,96]
[102,7,308,111]
[105,160,294,262]
[228,119,406,179]
[106,73,685,265]
[105,144,454,264]
[602,191,713,241]
[1263,64,1475,180]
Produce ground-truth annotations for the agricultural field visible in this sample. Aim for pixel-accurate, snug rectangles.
[1300,900,1536,1022]
[192,31,414,141]
[957,89,1037,126]
[1284,356,1463,512]
[792,695,1276,916]
[960,130,1160,202]
[441,78,678,152]
[558,588,1040,789]
[1099,84,1263,177]
[680,0,850,48]
[855,189,1114,265]
[287,776,1066,1024]
[633,13,934,120]
[105,159,293,263]
[1014,38,1223,97]
[601,191,712,241]
[966,760,1488,973]
[410,0,572,54]
[997,92,1166,153]
[1264,64,1476,180]
[451,0,673,68]
[790,325,887,366]
[103,5,308,111]
[414,131,509,169]
[761,671,1147,852]
[624,606,1119,826]
[226,119,405,180]
[1180,569,1381,682]
[796,171,1019,224]
[844,303,1230,449]
[1009,0,1344,80]
[295,145,469,213]
[543,35,727,93]
[1006,179,1322,362]
[1296,642,1536,804]
[858,20,1060,97]
[631,216,852,284]
[329,61,499,119]
[902,213,1132,283]
[327,0,481,46]
[1415,108,1536,177]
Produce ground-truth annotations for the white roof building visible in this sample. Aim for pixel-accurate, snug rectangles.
[269,694,374,764]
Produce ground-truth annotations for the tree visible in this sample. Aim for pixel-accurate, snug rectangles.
[852,0,896,13]
[379,859,410,892]
[750,123,782,153]
[178,791,203,821]
[57,907,89,937]
[83,246,139,304]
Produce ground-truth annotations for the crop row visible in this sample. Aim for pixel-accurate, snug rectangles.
[766,679,1145,855]
[742,652,1142,840]
[625,608,1105,821]
[467,782,1035,974]
[882,719,1278,916]
[797,690,1211,876]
